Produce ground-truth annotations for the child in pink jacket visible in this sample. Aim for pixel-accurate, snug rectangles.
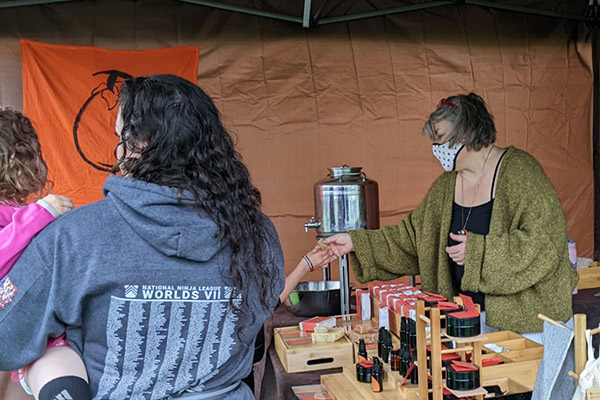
[0,108,89,400]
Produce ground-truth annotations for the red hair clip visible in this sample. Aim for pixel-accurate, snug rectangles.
[436,98,457,111]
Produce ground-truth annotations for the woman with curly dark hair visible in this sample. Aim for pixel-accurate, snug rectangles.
[0,75,284,399]
[324,93,578,342]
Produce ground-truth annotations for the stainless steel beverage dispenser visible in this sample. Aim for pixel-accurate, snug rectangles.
[305,166,379,315]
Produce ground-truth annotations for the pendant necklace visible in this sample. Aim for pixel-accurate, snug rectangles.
[458,146,494,235]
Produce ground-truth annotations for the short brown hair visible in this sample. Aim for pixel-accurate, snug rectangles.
[423,93,496,151]
[0,108,48,205]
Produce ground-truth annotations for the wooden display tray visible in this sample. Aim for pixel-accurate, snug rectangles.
[321,335,541,400]
[588,387,600,400]
[320,363,419,400]
[481,359,541,391]
[578,262,600,289]
[445,386,488,398]
[321,362,538,399]
[274,326,354,373]
[325,329,419,400]
[484,377,532,395]
[481,331,544,366]
[321,373,395,400]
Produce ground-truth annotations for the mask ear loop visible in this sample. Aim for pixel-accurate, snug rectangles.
[451,144,465,170]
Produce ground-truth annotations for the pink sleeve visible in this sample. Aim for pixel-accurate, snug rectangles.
[0,204,19,228]
[0,203,55,278]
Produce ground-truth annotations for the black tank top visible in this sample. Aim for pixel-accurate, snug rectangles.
[448,150,506,311]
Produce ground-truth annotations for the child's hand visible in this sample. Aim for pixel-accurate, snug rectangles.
[305,244,337,270]
[43,194,74,216]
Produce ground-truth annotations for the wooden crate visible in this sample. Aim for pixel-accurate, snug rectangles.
[578,263,600,289]
[274,326,354,373]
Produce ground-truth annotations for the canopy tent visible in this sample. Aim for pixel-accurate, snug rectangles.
[179,0,594,27]
[0,0,596,282]
[0,0,595,25]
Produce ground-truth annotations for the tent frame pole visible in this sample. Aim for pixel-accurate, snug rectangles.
[0,1,592,25]
[593,30,600,259]
[303,0,312,28]
[178,0,303,24]
[465,0,589,21]
[316,1,455,25]
[0,0,77,8]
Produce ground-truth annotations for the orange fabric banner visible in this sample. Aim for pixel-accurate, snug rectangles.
[21,39,199,206]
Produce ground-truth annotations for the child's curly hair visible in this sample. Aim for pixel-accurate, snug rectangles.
[0,108,48,205]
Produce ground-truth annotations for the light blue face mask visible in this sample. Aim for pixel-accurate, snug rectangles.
[432,141,464,171]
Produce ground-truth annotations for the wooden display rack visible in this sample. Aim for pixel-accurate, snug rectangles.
[321,301,544,399]
[415,300,487,400]
[577,261,600,289]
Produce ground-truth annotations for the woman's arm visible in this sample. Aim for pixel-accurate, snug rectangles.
[325,175,451,284]
[279,245,333,303]
[0,204,18,227]
[347,214,422,283]
[323,181,444,284]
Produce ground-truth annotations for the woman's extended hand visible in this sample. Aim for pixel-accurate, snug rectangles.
[446,232,467,266]
[323,233,354,258]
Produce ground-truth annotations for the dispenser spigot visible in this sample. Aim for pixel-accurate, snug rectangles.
[304,217,321,232]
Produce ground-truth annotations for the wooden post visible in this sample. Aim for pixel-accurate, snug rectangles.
[430,307,443,400]
[416,301,429,400]
[575,313,587,380]
[473,339,484,400]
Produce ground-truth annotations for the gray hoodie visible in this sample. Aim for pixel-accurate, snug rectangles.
[0,175,284,399]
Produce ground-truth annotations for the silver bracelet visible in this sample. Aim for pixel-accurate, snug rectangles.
[303,255,315,272]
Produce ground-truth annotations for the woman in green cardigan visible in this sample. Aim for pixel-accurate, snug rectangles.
[323,93,578,338]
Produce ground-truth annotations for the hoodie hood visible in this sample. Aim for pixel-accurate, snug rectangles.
[103,175,225,262]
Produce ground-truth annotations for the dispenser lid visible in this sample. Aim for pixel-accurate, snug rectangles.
[327,165,363,178]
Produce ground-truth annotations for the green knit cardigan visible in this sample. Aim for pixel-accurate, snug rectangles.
[349,146,579,333]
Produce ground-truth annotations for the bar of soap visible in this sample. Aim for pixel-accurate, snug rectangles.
[312,327,345,343]
[317,239,328,250]
[354,325,371,334]
[299,316,336,332]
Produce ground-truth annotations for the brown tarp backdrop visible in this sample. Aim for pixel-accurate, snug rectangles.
[0,0,593,284]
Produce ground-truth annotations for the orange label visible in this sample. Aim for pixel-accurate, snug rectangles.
[371,376,381,392]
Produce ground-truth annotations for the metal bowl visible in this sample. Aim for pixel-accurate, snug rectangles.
[286,280,341,317]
